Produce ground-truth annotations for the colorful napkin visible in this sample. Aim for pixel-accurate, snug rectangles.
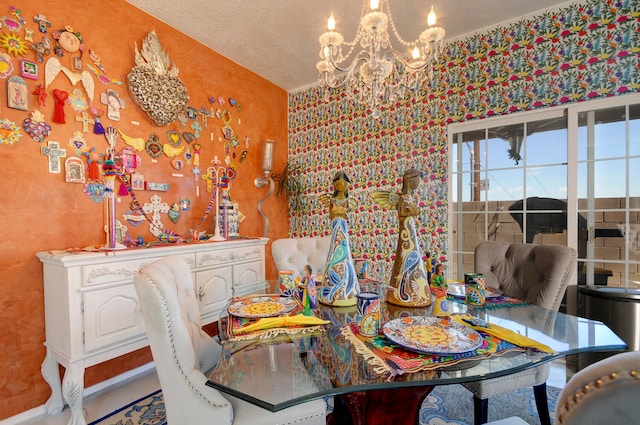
[226,311,328,341]
[236,315,330,333]
[451,314,555,353]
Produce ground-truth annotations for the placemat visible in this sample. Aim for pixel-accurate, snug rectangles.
[341,321,526,379]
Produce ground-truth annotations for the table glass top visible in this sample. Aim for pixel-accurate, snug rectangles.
[206,299,626,412]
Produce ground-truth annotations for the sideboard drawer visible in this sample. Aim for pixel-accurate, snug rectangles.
[82,254,195,287]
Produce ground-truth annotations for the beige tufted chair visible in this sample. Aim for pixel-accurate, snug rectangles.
[271,237,331,280]
[133,256,326,425]
[462,241,577,425]
[555,350,640,425]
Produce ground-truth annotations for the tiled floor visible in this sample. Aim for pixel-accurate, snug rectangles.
[8,359,568,425]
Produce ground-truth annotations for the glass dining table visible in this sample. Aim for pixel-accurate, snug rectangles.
[206,296,626,425]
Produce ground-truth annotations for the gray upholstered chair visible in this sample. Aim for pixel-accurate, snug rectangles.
[555,350,640,425]
[133,255,326,425]
[462,241,577,425]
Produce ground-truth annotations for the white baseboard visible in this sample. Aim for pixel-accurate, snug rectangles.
[0,362,156,425]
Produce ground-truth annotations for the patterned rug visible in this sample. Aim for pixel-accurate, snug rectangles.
[88,385,559,425]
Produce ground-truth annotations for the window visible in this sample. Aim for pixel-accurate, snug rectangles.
[448,94,640,290]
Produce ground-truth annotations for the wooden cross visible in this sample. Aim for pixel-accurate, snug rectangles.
[41,141,67,173]
[142,194,170,237]
[75,112,95,133]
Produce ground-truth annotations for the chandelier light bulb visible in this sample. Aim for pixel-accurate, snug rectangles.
[370,0,380,11]
[412,46,421,60]
[428,6,437,26]
[327,12,336,31]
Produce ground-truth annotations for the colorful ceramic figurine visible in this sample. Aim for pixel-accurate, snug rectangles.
[372,168,432,307]
[298,264,318,316]
[430,263,449,317]
[318,171,360,306]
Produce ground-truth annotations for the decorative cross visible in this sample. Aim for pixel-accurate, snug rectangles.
[142,194,170,237]
[198,107,213,129]
[75,112,95,133]
[191,120,203,139]
[33,13,51,33]
[41,140,67,173]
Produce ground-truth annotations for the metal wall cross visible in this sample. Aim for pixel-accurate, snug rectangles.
[41,140,67,173]
[142,194,170,237]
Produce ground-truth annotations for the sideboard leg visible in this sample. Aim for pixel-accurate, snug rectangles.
[41,348,64,415]
[62,363,86,425]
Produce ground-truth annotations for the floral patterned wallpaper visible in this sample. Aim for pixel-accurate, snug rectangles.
[288,0,639,282]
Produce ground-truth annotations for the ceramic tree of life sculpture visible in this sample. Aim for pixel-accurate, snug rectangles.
[318,171,360,306]
[371,168,432,307]
[127,30,189,126]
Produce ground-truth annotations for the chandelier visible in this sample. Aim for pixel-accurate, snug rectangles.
[316,0,445,117]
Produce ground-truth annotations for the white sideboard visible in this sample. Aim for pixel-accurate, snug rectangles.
[36,237,268,425]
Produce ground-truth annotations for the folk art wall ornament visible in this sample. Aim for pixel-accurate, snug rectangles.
[40,140,67,173]
[100,89,125,121]
[32,84,47,106]
[127,30,189,126]
[0,53,14,78]
[33,13,51,33]
[0,118,22,145]
[52,89,67,123]
[22,110,51,142]
[7,75,28,110]
[45,57,94,103]
[64,156,86,183]
[67,130,89,156]
[142,193,170,237]
[0,31,28,56]
[145,133,163,158]
[20,59,38,80]
[118,128,145,151]
[89,106,105,134]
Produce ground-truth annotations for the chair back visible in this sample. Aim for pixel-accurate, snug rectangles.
[272,236,331,279]
[556,350,640,425]
[134,256,233,425]
[474,241,577,310]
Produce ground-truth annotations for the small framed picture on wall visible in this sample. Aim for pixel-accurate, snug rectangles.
[7,76,28,111]
[20,60,38,80]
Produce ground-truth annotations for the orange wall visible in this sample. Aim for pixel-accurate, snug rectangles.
[0,0,289,419]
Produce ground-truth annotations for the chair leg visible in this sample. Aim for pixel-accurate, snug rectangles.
[533,383,551,425]
[473,395,488,425]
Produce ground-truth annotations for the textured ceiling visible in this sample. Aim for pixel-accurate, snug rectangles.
[126,0,576,92]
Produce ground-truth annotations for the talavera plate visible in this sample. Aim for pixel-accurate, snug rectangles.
[227,295,298,318]
[382,316,483,354]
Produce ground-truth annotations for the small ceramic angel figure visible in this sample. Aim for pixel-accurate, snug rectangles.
[318,171,360,306]
[371,168,432,307]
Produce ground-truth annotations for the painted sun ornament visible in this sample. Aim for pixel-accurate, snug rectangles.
[0,31,28,56]
[0,118,22,145]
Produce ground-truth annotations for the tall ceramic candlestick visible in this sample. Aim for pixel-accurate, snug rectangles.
[207,156,227,241]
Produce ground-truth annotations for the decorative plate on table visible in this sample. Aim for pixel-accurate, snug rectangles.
[446,282,504,299]
[382,316,483,354]
[227,295,298,318]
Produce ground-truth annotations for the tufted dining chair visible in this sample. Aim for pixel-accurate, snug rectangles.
[462,241,577,425]
[133,255,326,425]
[271,236,331,280]
[555,350,640,425]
